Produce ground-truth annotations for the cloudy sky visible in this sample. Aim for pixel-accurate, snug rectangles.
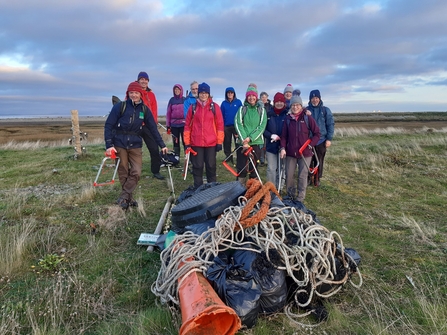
[1,0,446,118]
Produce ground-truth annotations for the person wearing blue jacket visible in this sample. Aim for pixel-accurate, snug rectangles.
[220,87,243,164]
[183,81,198,118]
[105,82,168,209]
[263,92,288,188]
[306,89,335,186]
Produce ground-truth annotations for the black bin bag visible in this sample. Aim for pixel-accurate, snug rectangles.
[206,252,262,329]
[251,251,287,314]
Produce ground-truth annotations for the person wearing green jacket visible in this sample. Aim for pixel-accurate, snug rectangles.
[234,83,267,184]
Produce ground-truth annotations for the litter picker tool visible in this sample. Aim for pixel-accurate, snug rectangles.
[299,139,319,176]
[158,123,179,144]
[160,151,177,197]
[277,152,286,193]
[222,146,262,183]
[93,151,120,187]
[183,147,197,180]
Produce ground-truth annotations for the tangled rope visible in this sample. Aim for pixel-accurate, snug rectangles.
[151,182,362,325]
[238,179,280,229]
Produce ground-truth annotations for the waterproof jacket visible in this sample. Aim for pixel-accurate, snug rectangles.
[184,99,224,147]
[280,111,321,158]
[234,102,267,146]
[166,84,185,128]
[220,87,243,126]
[124,83,158,123]
[263,107,288,154]
[184,91,197,118]
[306,100,334,145]
[104,99,165,150]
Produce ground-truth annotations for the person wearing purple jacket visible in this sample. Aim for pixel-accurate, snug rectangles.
[280,95,320,202]
[166,84,186,156]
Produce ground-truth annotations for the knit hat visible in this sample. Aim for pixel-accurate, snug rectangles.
[290,95,303,106]
[198,82,210,94]
[309,89,321,100]
[248,83,257,90]
[127,81,144,96]
[246,87,258,99]
[284,84,294,94]
[137,71,149,80]
[273,92,285,104]
[293,89,301,96]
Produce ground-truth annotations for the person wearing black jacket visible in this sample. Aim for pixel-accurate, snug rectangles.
[105,82,168,209]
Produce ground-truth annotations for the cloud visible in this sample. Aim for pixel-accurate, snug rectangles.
[0,0,447,118]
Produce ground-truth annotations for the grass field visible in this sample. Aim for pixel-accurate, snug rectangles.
[1,113,447,334]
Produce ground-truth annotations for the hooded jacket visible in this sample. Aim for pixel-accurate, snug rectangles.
[234,102,267,146]
[166,84,185,127]
[220,87,243,126]
[184,99,224,147]
[184,91,197,118]
[306,99,334,144]
[263,106,288,154]
[280,111,321,158]
[104,99,165,150]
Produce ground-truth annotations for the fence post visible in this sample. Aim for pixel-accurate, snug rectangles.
[71,110,82,157]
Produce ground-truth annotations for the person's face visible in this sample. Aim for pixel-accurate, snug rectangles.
[247,95,257,105]
[138,78,149,90]
[227,91,234,101]
[174,87,181,95]
[274,101,285,109]
[290,103,303,114]
[198,91,209,102]
[311,97,320,106]
[261,95,268,103]
[284,92,292,100]
[129,91,142,103]
[190,84,199,97]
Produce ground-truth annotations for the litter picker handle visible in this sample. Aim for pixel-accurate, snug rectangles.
[185,147,197,156]
[106,150,117,159]
[243,146,253,156]
[298,139,312,156]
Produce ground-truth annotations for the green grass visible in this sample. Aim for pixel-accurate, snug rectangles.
[1,128,447,334]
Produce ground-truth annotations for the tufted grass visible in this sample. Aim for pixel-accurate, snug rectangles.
[1,119,447,334]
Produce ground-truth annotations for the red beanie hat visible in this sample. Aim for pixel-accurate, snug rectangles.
[127,81,143,96]
[273,92,286,104]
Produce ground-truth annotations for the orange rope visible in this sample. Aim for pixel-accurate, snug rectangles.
[236,180,281,230]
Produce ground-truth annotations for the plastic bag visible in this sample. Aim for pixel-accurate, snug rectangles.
[207,252,262,328]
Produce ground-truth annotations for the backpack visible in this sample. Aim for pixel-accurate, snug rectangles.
[119,101,149,117]
[286,113,313,138]
[240,104,264,120]
[189,102,215,126]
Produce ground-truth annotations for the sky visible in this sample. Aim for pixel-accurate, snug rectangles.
[0,0,446,119]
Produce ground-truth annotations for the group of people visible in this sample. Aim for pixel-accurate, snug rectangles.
[104,73,334,209]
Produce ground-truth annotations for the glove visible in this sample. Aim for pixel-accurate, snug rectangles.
[216,144,222,152]
[167,127,171,135]
[106,147,117,157]
[270,134,280,142]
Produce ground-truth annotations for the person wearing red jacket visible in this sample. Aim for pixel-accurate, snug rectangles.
[136,71,164,180]
[184,82,224,189]
[280,95,320,202]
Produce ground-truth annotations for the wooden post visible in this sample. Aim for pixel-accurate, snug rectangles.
[71,110,82,157]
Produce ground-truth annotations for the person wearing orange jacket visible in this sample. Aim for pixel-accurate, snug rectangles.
[135,71,165,180]
[184,82,224,189]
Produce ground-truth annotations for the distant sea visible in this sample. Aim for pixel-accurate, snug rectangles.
[0,110,433,120]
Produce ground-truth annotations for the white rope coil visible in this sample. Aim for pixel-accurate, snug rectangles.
[151,195,362,324]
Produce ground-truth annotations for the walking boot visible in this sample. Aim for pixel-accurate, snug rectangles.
[237,177,246,186]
